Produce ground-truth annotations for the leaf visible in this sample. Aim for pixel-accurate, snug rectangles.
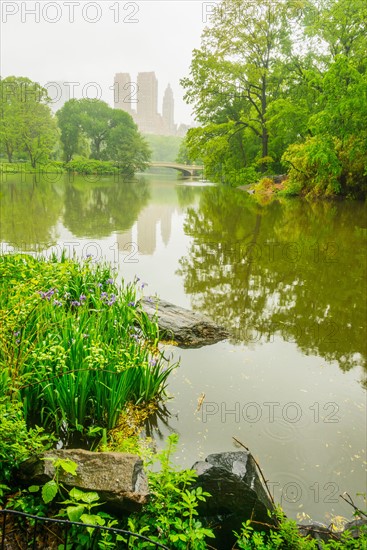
[79,491,100,505]
[80,513,105,526]
[66,504,85,522]
[56,459,78,476]
[28,485,40,493]
[42,480,58,503]
[69,487,88,501]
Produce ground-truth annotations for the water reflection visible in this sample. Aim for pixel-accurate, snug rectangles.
[178,187,367,381]
[63,175,150,238]
[0,175,64,248]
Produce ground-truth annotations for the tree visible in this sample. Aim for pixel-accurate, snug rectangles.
[181,0,300,178]
[57,99,151,175]
[56,99,83,162]
[280,0,367,197]
[0,76,58,166]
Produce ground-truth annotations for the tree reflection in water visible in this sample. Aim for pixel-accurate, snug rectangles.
[178,187,366,383]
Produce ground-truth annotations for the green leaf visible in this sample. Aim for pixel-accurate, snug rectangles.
[42,480,58,503]
[56,458,78,476]
[66,504,85,522]
[80,513,105,526]
[80,491,100,505]
[28,485,40,493]
[69,487,88,501]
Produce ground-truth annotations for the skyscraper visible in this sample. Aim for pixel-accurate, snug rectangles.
[114,72,135,116]
[136,72,159,133]
[113,71,179,135]
[162,84,175,135]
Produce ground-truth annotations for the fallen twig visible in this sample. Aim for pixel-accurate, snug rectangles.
[232,436,277,517]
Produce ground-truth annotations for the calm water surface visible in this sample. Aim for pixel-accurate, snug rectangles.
[1,172,366,523]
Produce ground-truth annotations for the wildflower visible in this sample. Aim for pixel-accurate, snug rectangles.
[38,288,56,300]
[97,282,103,288]
[149,358,157,367]
[106,278,114,285]
[107,294,117,306]
[101,292,108,300]
[141,282,147,289]
[53,299,62,307]
[79,294,87,302]
[128,301,136,307]
[70,300,80,307]
[13,331,20,337]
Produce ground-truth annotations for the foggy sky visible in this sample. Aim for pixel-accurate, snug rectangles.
[1,1,212,124]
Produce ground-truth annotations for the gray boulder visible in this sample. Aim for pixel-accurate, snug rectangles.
[19,449,149,512]
[141,296,229,347]
[191,451,275,549]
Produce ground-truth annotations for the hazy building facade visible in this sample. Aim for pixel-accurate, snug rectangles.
[113,71,179,135]
[114,72,135,116]
[162,83,175,135]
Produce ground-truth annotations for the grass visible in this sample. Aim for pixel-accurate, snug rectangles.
[0,253,177,438]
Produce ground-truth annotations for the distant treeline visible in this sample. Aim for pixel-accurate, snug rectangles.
[0,77,151,177]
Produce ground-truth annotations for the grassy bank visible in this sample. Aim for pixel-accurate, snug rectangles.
[0,254,175,444]
[0,158,146,176]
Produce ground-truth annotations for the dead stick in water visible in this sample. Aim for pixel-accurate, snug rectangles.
[339,492,367,518]
[232,436,277,511]
[196,393,205,412]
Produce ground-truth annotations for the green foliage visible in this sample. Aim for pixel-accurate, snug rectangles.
[128,434,215,549]
[0,254,177,437]
[65,157,119,175]
[56,485,126,549]
[144,134,183,162]
[233,511,367,549]
[0,76,58,167]
[176,138,201,165]
[57,99,151,175]
[181,0,367,196]
[0,398,50,482]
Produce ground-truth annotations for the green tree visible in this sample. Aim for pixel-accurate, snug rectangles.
[0,76,58,166]
[57,99,151,174]
[181,0,300,180]
[56,99,83,162]
[283,0,367,197]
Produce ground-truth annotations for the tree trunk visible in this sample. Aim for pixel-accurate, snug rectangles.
[6,143,13,163]
[260,76,268,172]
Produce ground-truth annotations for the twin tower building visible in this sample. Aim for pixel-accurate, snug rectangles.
[114,72,182,136]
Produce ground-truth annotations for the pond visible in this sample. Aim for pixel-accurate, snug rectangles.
[0,171,366,524]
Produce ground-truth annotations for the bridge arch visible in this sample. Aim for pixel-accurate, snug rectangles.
[148,162,204,177]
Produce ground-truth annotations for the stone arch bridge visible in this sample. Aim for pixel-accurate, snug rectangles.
[148,162,204,177]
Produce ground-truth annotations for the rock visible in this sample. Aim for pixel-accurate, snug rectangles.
[19,449,149,513]
[191,451,275,549]
[298,522,340,544]
[141,296,229,347]
[343,518,367,539]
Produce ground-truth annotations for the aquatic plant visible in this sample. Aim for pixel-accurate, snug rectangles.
[0,253,176,436]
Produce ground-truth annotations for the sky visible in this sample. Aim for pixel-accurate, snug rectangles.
[0,0,213,125]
